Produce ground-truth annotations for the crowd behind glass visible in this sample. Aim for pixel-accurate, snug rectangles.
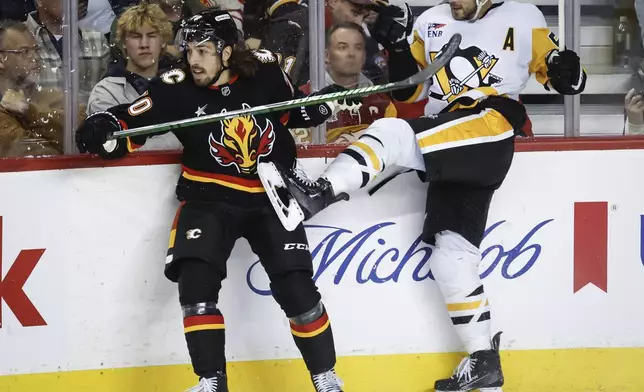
[0,0,642,158]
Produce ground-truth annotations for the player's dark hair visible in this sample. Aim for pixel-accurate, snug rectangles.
[228,43,260,78]
[326,22,368,46]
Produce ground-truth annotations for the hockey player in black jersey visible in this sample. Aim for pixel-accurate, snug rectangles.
[75,9,357,392]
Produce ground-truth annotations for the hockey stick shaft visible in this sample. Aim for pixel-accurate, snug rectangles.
[442,60,489,100]
[558,0,565,50]
[112,34,462,140]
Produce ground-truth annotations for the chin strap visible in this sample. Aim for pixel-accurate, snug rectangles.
[469,0,491,22]
[208,64,229,87]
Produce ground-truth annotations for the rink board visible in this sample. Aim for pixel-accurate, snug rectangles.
[1,151,643,391]
[2,348,644,392]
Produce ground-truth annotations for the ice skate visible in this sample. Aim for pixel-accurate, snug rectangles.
[184,373,228,392]
[311,368,344,392]
[434,332,504,392]
[258,161,348,231]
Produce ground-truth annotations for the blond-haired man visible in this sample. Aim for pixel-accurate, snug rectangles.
[88,3,182,150]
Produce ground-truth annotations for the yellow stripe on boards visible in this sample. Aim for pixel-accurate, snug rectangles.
[1,348,643,391]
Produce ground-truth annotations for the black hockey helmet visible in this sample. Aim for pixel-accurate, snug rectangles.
[174,9,240,54]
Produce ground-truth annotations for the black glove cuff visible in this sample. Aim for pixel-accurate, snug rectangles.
[85,111,122,130]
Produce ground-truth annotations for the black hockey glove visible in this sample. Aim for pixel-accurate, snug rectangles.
[307,84,363,122]
[369,3,413,51]
[547,50,585,95]
[75,111,127,159]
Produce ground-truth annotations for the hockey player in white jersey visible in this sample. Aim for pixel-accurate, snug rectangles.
[258,0,585,391]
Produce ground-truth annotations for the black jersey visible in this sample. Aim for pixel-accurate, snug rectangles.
[108,50,319,206]
[260,3,309,87]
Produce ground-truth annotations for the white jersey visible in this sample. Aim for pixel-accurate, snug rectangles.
[406,1,560,115]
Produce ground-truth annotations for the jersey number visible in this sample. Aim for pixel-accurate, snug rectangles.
[128,97,153,116]
[275,53,297,75]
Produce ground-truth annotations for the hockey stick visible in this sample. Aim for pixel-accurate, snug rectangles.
[111,33,462,140]
[441,54,496,100]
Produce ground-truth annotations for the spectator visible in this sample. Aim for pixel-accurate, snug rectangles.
[109,0,139,17]
[327,0,387,84]
[89,3,182,150]
[324,22,395,143]
[326,0,370,26]
[625,88,644,134]
[0,20,66,157]
[25,0,110,104]
[111,0,193,59]
[79,0,116,36]
[257,0,385,89]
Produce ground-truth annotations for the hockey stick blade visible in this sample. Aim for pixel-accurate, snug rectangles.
[112,33,461,140]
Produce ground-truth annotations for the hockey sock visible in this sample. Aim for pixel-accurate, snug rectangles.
[290,308,337,374]
[430,231,492,354]
[183,311,227,377]
[323,134,386,194]
[179,259,226,377]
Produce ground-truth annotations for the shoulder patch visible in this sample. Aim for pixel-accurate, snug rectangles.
[161,69,186,85]
[253,49,277,63]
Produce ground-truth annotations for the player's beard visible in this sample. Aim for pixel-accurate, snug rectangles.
[191,66,217,87]
[450,1,477,20]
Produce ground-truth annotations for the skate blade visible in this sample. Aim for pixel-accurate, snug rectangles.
[257,162,305,232]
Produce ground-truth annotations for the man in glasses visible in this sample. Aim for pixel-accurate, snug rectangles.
[0,19,65,157]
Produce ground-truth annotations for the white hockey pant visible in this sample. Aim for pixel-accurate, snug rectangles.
[323,118,425,194]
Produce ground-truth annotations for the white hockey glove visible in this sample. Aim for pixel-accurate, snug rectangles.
[306,84,363,122]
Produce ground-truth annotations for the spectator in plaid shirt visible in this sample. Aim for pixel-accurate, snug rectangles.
[25,0,110,104]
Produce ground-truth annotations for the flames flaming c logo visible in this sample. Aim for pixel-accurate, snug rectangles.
[209,104,275,174]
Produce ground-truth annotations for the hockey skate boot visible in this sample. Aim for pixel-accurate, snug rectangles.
[184,372,228,392]
[257,161,348,231]
[434,332,504,392]
[311,368,344,392]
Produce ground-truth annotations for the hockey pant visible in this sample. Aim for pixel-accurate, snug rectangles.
[169,201,337,378]
[322,107,516,353]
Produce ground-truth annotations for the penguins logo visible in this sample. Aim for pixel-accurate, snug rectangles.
[429,43,504,102]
